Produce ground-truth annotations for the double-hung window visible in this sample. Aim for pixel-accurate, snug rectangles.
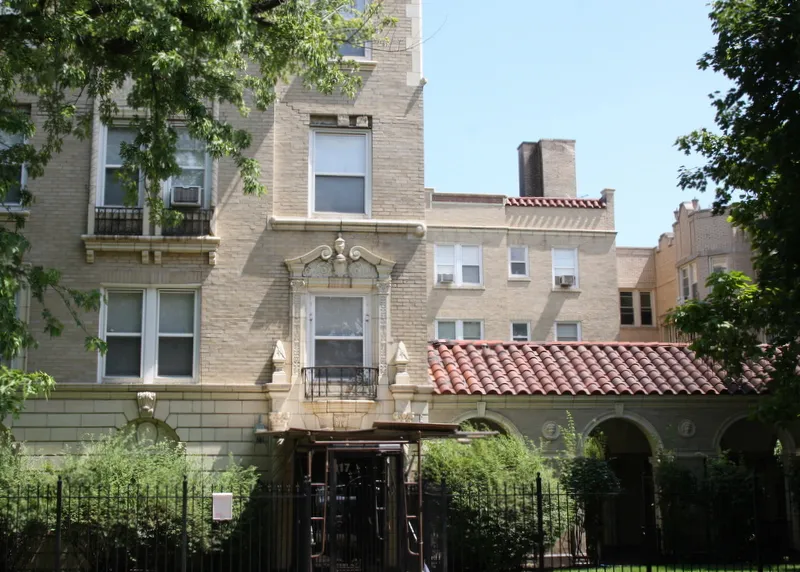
[435,245,482,286]
[679,263,698,301]
[555,322,581,342]
[0,128,24,205]
[511,322,530,342]
[710,256,728,274]
[311,130,371,215]
[312,296,366,368]
[509,246,529,278]
[103,288,198,382]
[436,320,483,341]
[1,286,29,369]
[620,290,654,327]
[552,248,579,288]
[101,127,141,207]
[337,0,369,58]
[168,128,207,207]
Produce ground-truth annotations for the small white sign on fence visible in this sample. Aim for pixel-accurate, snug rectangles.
[212,492,233,521]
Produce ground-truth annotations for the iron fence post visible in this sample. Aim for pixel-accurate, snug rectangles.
[181,475,188,572]
[536,473,545,571]
[54,477,62,572]
[752,472,763,572]
[303,476,313,572]
[441,479,448,572]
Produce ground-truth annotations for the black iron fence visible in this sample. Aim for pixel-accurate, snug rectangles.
[302,366,379,400]
[1,472,798,572]
[93,207,144,236]
[162,209,212,237]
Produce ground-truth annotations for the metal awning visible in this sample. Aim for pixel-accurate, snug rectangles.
[254,421,492,445]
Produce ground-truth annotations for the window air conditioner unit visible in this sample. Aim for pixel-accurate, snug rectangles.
[555,275,576,287]
[437,273,454,284]
[171,186,202,207]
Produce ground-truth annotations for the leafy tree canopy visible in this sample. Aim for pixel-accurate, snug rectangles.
[0,0,387,416]
[669,0,800,421]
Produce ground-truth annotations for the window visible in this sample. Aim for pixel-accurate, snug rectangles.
[555,322,581,342]
[552,248,578,288]
[311,130,370,215]
[436,320,483,341]
[680,263,698,301]
[619,292,635,325]
[337,0,368,58]
[0,128,24,204]
[1,286,29,369]
[508,246,529,277]
[710,256,728,274]
[511,322,530,342]
[640,292,653,326]
[168,128,207,206]
[312,296,365,367]
[102,288,198,382]
[101,127,141,207]
[435,244,482,286]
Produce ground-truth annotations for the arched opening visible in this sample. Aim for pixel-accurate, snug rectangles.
[458,417,508,435]
[588,418,655,562]
[718,418,791,552]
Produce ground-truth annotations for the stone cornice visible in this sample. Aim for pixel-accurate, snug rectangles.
[81,235,220,265]
[270,216,426,237]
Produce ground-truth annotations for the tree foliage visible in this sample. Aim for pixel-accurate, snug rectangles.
[0,0,387,414]
[670,0,800,420]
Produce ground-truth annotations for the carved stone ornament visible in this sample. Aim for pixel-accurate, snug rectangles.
[393,411,415,423]
[286,233,396,282]
[677,419,696,438]
[269,412,291,432]
[136,421,158,446]
[137,392,157,419]
[272,340,286,370]
[333,413,349,429]
[541,421,561,441]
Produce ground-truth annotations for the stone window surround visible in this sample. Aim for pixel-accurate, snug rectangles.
[285,234,395,388]
[82,110,220,265]
[98,285,201,385]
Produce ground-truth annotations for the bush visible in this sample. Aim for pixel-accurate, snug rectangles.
[0,432,259,570]
[422,427,563,572]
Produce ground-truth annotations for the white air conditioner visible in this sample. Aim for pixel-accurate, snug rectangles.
[171,186,202,207]
[437,273,454,284]
[555,275,576,287]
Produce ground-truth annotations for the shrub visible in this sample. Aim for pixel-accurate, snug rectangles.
[422,427,563,572]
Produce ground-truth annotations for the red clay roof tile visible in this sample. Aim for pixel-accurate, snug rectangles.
[428,341,768,396]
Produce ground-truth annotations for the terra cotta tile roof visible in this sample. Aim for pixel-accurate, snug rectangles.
[505,196,606,209]
[428,341,770,396]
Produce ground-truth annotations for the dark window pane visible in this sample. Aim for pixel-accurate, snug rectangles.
[107,291,143,333]
[315,175,365,213]
[619,292,634,307]
[437,322,456,339]
[641,310,653,326]
[0,164,22,203]
[621,308,635,326]
[106,337,141,377]
[104,168,129,206]
[462,265,480,284]
[511,262,527,276]
[315,339,363,367]
[158,337,194,376]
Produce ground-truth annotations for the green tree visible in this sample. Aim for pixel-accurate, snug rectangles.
[0,0,387,415]
[670,0,800,420]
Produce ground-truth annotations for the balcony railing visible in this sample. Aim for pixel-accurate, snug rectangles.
[162,209,213,237]
[303,366,379,400]
[94,207,144,236]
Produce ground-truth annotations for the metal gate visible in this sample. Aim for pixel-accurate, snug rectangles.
[308,450,411,572]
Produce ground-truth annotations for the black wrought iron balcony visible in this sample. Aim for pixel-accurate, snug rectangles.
[94,207,144,236]
[303,366,379,400]
[162,209,213,237]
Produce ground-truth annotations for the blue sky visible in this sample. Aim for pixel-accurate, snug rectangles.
[422,1,729,247]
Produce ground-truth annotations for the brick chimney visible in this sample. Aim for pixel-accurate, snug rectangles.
[517,140,577,198]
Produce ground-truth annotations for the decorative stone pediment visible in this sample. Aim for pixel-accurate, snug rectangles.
[285,233,395,282]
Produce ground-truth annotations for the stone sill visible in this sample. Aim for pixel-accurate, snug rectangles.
[508,276,531,282]
[0,207,29,221]
[269,215,426,237]
[39,383,269,395]
[335,58,378,71]
[82,234,220,265]
[433,284,485,291]
[550,287,581,293]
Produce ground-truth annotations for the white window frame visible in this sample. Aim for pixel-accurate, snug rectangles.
[435,319,484,341]
[1,285,30,370]
[309,129,372,217]
[337,0,373,61]
[99,286,200,384]
[0,127,26,207]
[679,263,699,302]
[555,321,581,342]
[434,244,483,286]
[552,247,579,288]
[639,291,654,326]
[710,256,728,274]
[307,294,370,368]
[510,321,530,342]
[508,245,529,278]
[164,126,211,209]
[619,291,636,326]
